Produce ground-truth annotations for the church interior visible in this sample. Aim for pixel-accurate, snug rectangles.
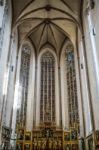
[0,0,99,149]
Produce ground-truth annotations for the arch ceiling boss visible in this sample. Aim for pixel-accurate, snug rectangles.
[12,0,82,56]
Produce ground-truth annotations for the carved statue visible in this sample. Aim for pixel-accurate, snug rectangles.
[34,141,37,150]
[58,141,62,150]
[42,140,46,150]
[53,140,57,150]
[48,139,52,149]
[37,141,41,150]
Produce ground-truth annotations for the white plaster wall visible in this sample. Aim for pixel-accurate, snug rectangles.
[26,40,35,131]
[5,29,18,128]
[88,0,99,130]
[91,0,99,60]
[60,42,69,129]
[11,45,22,142]
[78,29,92,136]
[83,0,99,131]
[0,0,12,122]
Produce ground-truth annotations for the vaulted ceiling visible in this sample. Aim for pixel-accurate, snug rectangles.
[12,0,82,55]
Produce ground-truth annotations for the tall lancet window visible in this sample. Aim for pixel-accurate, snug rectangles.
[40,51,55,123]
[65,45,79,127]
[17,45,31,127]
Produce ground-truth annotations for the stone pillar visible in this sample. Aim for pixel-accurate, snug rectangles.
[60,55,69,129]
[26,51,35,131]
[74,42,85,137]
[55,64,60,127]
[0,0,12,146]
[0,0,12,126]
[36,61,40,126]
[4,30,18,128]
[33,63,37,126]
[58,66,62,127]
[11,49,21,147]
[80,37,92,135]
[87,10,99,93]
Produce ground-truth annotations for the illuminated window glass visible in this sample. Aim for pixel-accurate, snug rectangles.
[65,45,79,128]
[40,51,55,123]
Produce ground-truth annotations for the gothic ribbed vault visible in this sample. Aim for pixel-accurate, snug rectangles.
[12,0,82,55]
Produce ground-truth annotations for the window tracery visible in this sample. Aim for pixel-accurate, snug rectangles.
[65,45,79,128]
[40,51,55,123]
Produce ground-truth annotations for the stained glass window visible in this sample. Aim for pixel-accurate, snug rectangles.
[65,45,79,128]
[40,51,55,123]
[16,45,31,127]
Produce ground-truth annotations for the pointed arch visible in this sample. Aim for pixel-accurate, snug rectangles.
[36,48,60,126]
